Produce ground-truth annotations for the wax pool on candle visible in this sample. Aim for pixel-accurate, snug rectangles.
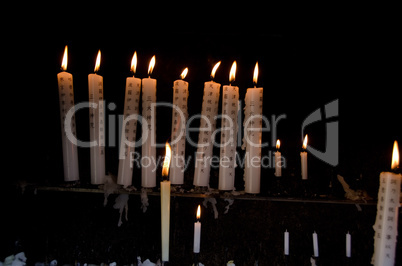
[193,62,221,187]
[372,141,401,266]
[117,52,141,187]
[301,135,308,180]
[142,56,157,188]
[170,68,189,185]
[57,46,79,182]
[88,50,105,185]
[243,62,263,194]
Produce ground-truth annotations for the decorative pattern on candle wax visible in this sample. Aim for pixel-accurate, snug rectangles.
[218,85,239,191]
[57,60,79,182]
[242,87,263,194]
[170,77,189,185]
[117,77,141,187]
[193,81,220,187]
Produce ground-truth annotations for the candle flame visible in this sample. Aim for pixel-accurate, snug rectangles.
[180,67,188,79]
[94,50,101,73]
[61,45,68,71]
[391,140,399,170]
[162,142,171,177]
[131,51,137,74]
[211,61,221,79]
[253,62,259,85]
[302,135,308,150]
[229,61,237,83]
[148,55,155,76]
[276,139,280,150]
[196,205,201,220]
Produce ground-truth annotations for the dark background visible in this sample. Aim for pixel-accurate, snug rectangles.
[3,3,401,265]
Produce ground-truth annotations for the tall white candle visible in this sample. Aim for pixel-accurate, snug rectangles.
[161,142,171,262]
[170,68,189,185]
[193,62,221,187]
[274,139,282,177]
[346,231,351,258]
[117,52,141,187]
[88,50,106,184]
[284,230,289,255]
[301,135,308,180]
[372,141,401,266]
[57,46,79,182]
[312,231,319,257]
[243,62,263,194]
[219,61,239,191]
[193,205,201,253]
[142,56,157,188]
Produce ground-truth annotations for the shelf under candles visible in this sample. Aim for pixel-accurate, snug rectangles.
[27,184,378,205]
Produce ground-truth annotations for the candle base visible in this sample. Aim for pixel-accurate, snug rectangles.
[193,252,199,266]
[271,176,289,197]
[299,179,312,198]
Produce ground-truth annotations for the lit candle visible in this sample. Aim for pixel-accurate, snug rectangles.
[275,139,282,177]
[193,62,221,187]
[88,50,106,184]
[57,46,79,182]
[117,52,141,187]
[301,135,308,180]
[284,230,289,255]
[193,205,201,253]
[161,142,171,262]
[142,56,157,188]
[219,61,239,191]
[312,231,319,257]
[371,141,401,266]
[243,62,263,194]
[346,231,351,258]
[170,68,189,185]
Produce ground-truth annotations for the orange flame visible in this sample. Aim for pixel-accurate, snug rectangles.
[181,67,188,79]
[196,205,201,220]
[162,142,171,177]
[276,139,281,150]
[148,55,155,76]
[94,50,101,73]
[61,45,68,71]
[131,51,137,74]
[391,140,399,170]
[229,61,237,83]
[211,61,221,79]
[253,62,259,85]
[302,135,308,150]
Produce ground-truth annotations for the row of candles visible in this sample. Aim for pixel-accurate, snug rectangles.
[57,46,400,264]
[57,46,307,193]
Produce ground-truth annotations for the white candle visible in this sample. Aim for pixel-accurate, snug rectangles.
[170,68,189,185]
[193,62,221,187]
[284,230,289,255]
[301,135,308,180]
[161,142,171,262]
[193,205,201,253]
[117,52,141,187]
[219,61,239,191]
[142,56,157,188]
[243,62,263,194]
[372,141,401,266]
[346,231,351,258]
[57,46,79,182]
[312,231,319,257]
[88,50,106,184]
[274,139,282,177]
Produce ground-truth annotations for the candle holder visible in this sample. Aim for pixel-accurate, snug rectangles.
[193,253,200,266]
